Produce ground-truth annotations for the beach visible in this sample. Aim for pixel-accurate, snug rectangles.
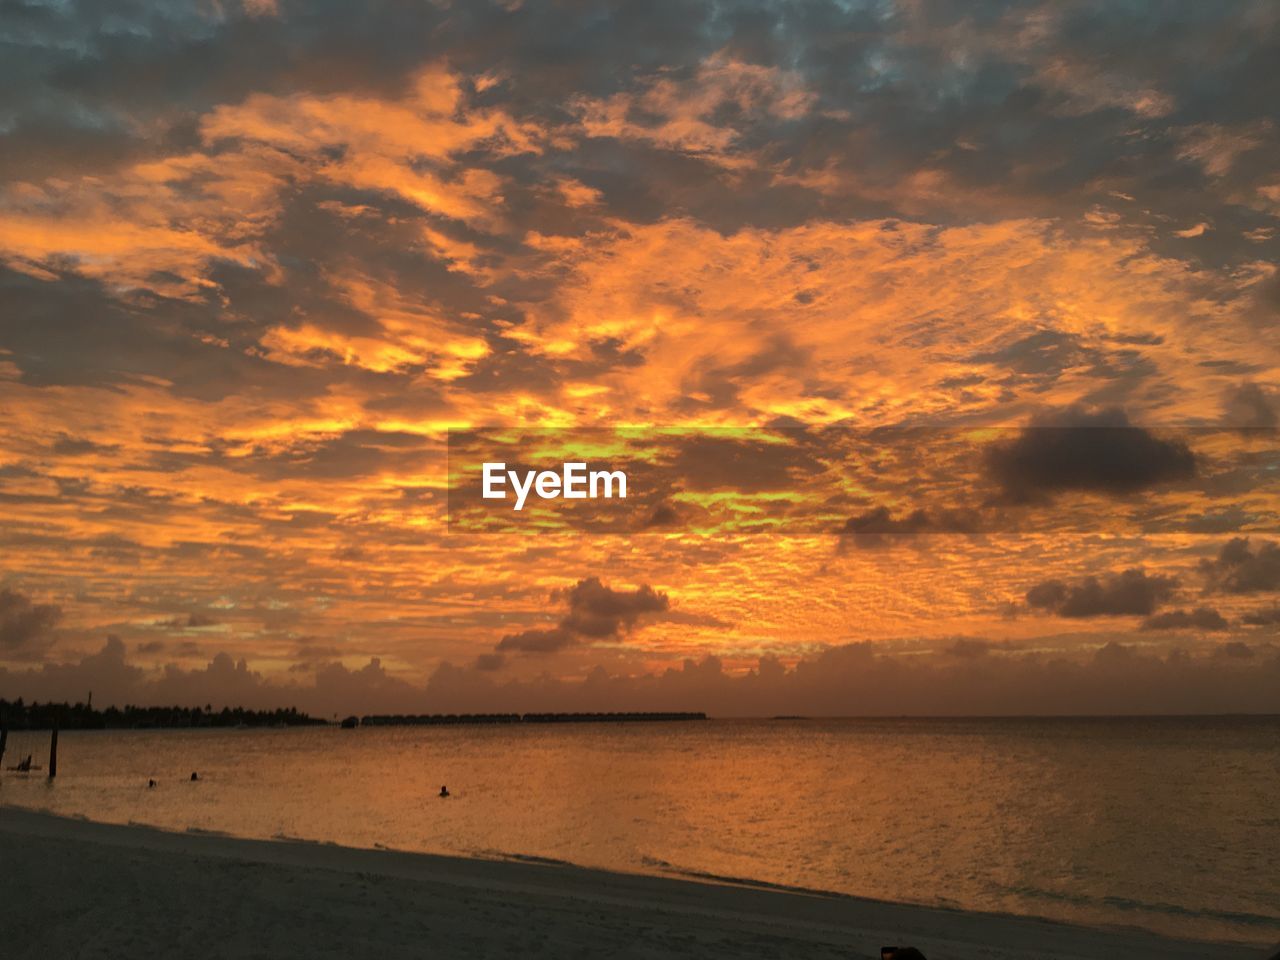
[0,806,1253,960]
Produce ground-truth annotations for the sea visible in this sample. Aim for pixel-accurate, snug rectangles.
[1,716,1276,946]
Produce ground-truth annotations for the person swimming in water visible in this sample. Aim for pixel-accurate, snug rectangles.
[439,785,449,798]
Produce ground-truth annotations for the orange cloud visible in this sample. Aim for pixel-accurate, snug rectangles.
[573,51,815,164]
[515,217,1269,426]
[0,64,540,299]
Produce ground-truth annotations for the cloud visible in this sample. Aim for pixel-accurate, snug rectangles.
[0,62,539,301]
[0,0,1278,710]
[496,626,575,654]
[156,613,220,629]
[312,656,421,711]
[572,50,814,164]
[1199,538,1280,594]
[1031,55,1174,120]
[1141,607,1229,631]
[472,652,507,672]
[0,636,144,707]
[944,638,1021,659]
[5,635,1279,718]
[841,507,934,541]
[1221,382,1278,428]
[0,637,429,716]
[985,408,1196,503]
[640,503,682,529]
[0,587,62,653]
[558,578,670,636]
[380,639,1280,716]
[839,506,981,548]
[1214,641,1257,660]
[1242,605,1280,626]
[497,577,670,654]
[1026,568,1178,618]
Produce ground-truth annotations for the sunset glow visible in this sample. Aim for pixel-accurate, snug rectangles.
[2,0,1278,716]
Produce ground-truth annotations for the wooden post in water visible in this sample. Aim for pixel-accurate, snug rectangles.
[48,726,58,779]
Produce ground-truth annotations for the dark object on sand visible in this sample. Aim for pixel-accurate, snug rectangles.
[7,754,42,772]
[148,779,157,788]
[190,772,199,781]
[882,949,928,960]
[439,785,449,798]
[340,715,359,729]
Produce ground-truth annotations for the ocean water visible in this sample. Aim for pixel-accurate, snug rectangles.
[1,716,1276,946]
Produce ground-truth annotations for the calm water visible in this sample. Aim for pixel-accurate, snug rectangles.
[2,717,1277,945]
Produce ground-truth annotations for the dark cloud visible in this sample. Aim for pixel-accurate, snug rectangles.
[839,506,981,548]
[157,613,219,629]
[666,434,825,494]
[841,507,933,541]
[6,635,1279,718]
[0,587,62,652]
[496,626,575,654]
[50,434,120,457]
[967,330,1155,394]
[1182,507,1255,535]
[1199,538,1280,594]
[496,578,669,655]
[170,641,205,658]
[1242,605,1280,627]
[0,635,144,706]
[473,652,507,672]
[985,408,1196,502]
[640,503,682,529]
[1222,382,1278,429]
[292,642,346,661]
[944,638,1020,659]
[1141,607,1228,632]
[1026,568,1178,618]
[312,656,421,709]
[231,429,435,483]
[557,577,670,637]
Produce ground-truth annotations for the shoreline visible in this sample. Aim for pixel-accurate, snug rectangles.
[0,806,1259,960]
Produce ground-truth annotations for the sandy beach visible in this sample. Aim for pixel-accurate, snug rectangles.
[0,806,1258,960]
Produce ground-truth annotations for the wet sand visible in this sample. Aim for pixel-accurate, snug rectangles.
[0,806,1255,960]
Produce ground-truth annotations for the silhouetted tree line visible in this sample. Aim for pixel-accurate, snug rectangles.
[0,698,325,730]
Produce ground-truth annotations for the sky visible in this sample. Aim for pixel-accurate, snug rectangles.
[1,0,1278,716]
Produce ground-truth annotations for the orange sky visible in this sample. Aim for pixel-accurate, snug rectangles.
[0,0,1277,714]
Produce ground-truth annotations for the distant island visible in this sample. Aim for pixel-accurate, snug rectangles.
[0,701,707,731]
[353,712,707,727]
[0,698,325,730]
